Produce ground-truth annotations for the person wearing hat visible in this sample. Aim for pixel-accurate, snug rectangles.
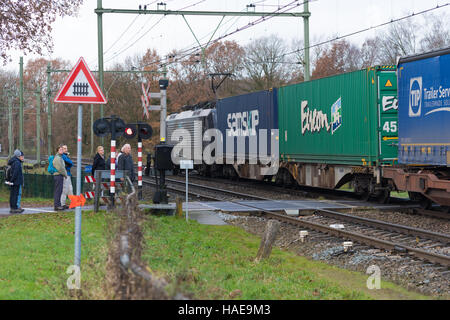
[8,149,25,214]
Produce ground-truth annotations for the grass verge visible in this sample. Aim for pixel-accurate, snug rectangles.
[0,210,110,299]
[142,215,430,300]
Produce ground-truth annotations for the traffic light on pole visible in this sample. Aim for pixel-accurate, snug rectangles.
[123,122,153,140]
[138,123,153,140]
[111,117,126,138]
[123,124,137,139]
[93,118,111,137]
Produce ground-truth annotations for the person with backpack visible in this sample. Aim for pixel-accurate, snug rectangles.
[60,145,74,209]
[52,145,67,211]
[7,149,25,214]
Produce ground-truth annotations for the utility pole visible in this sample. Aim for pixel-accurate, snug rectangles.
[35,85,41,164]
[91,104,94,156]
[19,57,24,151]
[47,62,52,156]
[303,0,310,81]
[159,80,168,142]
[7,88,13,158]
[97,0,104,146]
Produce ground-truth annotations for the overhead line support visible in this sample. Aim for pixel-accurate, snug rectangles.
[95,8,310,17]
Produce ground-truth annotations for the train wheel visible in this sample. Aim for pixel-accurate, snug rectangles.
[409,192,432,209]
[275,171,284,186]
[362,192,371,202]
[376,189,390,204]
[419,197,432,210]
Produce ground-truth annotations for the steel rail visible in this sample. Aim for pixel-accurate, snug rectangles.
[144,175,450,267]
[265,211,450,268]
[314,208,450,244]
[165,177,271,201]
[142,176,269,201]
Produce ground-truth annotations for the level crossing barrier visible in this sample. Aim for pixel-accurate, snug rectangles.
[84,170,130,212]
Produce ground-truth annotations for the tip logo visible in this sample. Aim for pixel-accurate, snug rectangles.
[331,97,342,135]
[409,77,422,117]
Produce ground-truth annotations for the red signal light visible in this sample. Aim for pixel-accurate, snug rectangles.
[123,124,137,139]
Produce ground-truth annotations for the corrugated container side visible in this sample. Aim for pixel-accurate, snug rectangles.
[398,48,450,166]
[216,89,278,160]
[166,109,214,162]
[279,69,381,165]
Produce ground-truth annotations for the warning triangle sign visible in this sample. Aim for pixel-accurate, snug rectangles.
[385,79,393,87]
[54,57,107,104]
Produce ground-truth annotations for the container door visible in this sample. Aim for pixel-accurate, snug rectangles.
[378,71,398,162]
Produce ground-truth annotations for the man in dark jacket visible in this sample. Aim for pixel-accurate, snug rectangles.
[117,144,135,182]
[8,149,25,214]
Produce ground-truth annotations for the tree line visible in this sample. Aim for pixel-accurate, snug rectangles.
[0,10,448,157]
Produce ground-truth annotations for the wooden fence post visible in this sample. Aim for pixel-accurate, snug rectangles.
[255,219,281,263]
[176,197,183,218]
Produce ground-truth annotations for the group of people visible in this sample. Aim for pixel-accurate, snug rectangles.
[91,143,135,182]
[7,143,135,214]
[52,144,73,211]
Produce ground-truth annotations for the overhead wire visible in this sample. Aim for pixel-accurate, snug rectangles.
[103,15,141,57]
[280,2,450,59]
[142,1,449,70]
[136,0,306,70]
[103,0,210,65]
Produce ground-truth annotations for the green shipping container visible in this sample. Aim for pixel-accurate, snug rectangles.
[279,66,398,166]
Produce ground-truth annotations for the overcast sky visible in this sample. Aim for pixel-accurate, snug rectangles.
[4,0,450,71]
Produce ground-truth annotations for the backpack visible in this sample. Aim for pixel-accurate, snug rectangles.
[47,155,57,174]
[5,165,12,183]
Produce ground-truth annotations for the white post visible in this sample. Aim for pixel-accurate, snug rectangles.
[180,160,193,222]
[186,168,188,222]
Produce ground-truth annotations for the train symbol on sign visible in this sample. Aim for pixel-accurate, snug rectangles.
[53,57,107,104]
[73,83,89,96]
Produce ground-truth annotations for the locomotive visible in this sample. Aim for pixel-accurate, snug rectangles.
[165,47,450,208]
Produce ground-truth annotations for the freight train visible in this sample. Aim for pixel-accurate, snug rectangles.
[165,47,450,208]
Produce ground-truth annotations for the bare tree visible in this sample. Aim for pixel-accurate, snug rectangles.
[289,39,305,83]
[420,13,450,52]
[0,0,84,63]
[242,35,292,91]
[359,38,383,67]
[377,18,420,64]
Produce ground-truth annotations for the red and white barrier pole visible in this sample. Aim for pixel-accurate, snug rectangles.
[138,139,143,200]
[110,139,116,206]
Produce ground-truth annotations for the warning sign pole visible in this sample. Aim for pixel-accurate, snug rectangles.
[54,56,107,269]
[74,104,83,267]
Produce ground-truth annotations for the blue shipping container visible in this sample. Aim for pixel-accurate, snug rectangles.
[216,89,278,160]
[398,47,450,166]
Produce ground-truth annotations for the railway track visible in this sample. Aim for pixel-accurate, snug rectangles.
[169,173,416,205]
[257,209,450,269]
[81,160,449,220]
[143,174,450,269]
[142,176,269,201]
[159,173,450,220]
